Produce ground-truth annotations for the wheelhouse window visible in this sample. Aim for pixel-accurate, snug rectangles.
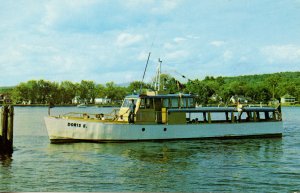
[187,98,194,108]
[139,98,145,109]
[145,98,154,109]
[122,98,137,108]
[171,98,179,108]
[163,98,169,108]
[180,98,187,108]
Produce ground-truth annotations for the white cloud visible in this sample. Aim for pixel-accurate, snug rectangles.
[122,0,181,14]
[239,56,248,62]
[151,0,181,14]
[116,33,143,47]
[223,50,233,61]
[40,0,102,30]
[186,35,200,39]
[163,42,175,50]
[210,40,225,47]
[261,44,300,63]
[1,1,300,86]
[137,51,151,61]
[165,50,189,60]
[174,37,186,43]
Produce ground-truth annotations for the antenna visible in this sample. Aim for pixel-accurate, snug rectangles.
[154,58,162,91]
[139,52,151,93]
[158,58,162,91]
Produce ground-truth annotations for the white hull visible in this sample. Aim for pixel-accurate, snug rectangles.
[44,117,283,143]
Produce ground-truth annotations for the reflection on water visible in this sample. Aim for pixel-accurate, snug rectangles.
[46,138,284,165]
[39,138,284,192]
[0,153,12,167]
[0,107,299,192]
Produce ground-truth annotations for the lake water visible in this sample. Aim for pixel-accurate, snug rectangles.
[0,106,300,192]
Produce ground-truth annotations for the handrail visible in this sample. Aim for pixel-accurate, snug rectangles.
[62,108,120,120]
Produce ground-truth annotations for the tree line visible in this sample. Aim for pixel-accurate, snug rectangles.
[1,72,299,105]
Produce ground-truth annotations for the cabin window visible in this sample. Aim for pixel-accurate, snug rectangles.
[187,98,194,108]
[180,98,187,108]
[154,98,162,110]
[139,98,145,109]
[122,99,130,107]
[163,98,169,108]
[171,98,179,108]
[145,98,154,109]
[122,98,137,108]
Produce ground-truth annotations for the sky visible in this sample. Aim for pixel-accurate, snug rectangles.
[1,0,300,86]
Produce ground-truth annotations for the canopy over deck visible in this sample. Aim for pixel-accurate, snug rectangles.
[168,107,278,113]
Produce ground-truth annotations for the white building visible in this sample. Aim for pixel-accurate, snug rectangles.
[230,95,249,104]
[95,97,111,104]
[281,94,296,104]
[72,96,81,104]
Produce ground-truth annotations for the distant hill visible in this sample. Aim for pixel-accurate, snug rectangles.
[0,86,14,93]
[222,71,300,84]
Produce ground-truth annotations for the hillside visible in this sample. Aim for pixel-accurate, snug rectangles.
[223,71,300,84]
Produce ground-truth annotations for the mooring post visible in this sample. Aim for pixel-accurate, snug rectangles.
[7,106,14,152]
[0,105,14,154]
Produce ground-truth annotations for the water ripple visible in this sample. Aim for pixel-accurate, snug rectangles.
[0,107,300,192]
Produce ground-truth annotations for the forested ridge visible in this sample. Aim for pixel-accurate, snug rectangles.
[0,71,299,105]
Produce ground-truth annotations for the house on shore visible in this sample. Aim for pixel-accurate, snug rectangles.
[280,94,297,104]
[72,96,81,104]
[95,97,111,104]
[0,94,12,104]
[229,95,249,104]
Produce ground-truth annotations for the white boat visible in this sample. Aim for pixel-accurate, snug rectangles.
[45,58,283,143]
[77,103,87,108]
[44,90,283,143]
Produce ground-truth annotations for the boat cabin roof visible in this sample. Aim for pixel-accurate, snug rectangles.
[168,107,278,113]
[125,93,194,99]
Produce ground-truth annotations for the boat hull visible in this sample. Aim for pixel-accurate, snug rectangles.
[44,117,283,143]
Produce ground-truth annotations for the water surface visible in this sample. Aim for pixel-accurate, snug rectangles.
[0,107,299,192]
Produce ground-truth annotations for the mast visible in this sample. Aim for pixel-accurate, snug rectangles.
[158,58,162,91]
[154,58,162,91]
[139,52,151,93]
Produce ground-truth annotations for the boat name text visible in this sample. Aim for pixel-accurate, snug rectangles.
[67,122,87,128]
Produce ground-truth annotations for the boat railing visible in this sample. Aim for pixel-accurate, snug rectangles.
[62,108,120,121]
[168,106,282,124]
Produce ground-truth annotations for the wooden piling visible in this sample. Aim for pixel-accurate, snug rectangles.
[0,105,14,154]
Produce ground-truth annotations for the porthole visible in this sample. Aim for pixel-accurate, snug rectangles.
[164,128,167,132]
[142,128,145,132]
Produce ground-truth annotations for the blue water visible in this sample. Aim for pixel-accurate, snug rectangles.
[0,107,300,192]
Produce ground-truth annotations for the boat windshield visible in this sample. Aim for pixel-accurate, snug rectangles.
[122,98,138,108]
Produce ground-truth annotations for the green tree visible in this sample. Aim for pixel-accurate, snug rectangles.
[96,84,106,98]
[160,74,182,93]
[79,80,97,103]
[59,81,77,104]
[127,81,150,94]
[185,79,211,105]
[265,74,281,99]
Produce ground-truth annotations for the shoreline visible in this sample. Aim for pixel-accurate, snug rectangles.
[6,103,300,107]
[10,104,120,107]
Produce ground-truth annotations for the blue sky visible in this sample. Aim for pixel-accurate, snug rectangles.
[1,0,300,86]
